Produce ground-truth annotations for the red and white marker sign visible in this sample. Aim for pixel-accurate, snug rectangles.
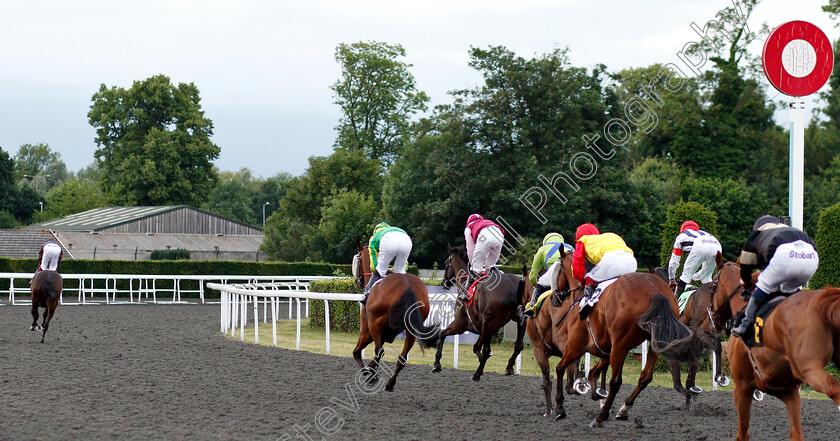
[763,21,833,97]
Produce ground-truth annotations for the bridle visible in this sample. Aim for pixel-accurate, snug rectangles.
[353,251,372,290]
[442,253,471,290]
[708,262,743,331]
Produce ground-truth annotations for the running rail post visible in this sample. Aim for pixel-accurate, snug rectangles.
[454,334,459,368]
[296,298,302,350]
[240,294,246,341]
[253,294,259,344]
[271,297,277,347]
[712,351,718,391]
[641,340,648,369]
[325,299,331,355]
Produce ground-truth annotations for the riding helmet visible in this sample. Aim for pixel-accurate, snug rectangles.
[680,220,699,233]
[753,215,780,231]
[542,232,564,245]
[575,223,599,241]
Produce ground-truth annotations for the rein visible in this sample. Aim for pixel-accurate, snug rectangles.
[709,262,744,330]
[555,286,584,328]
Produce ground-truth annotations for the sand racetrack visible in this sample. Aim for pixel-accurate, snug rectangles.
[0,303,838,440]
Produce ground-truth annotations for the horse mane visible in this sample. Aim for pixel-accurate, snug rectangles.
[450,245,468,262]
[814,287,840,329]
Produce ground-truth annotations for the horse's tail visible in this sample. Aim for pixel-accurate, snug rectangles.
[815,287,840,329]
[389,286,441,349]
[638,293,704,363]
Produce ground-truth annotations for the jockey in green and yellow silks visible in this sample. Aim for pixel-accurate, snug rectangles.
[361,222,413,304]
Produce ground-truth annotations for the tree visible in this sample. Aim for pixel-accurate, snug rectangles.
[33,179,115,223]
[202,178,255,225]
[810,200,840,289]
[659,201,719,267]
[88,74,220,206]
[13,143,60,181]
[314,191,379,263]
[332,41,429,164]
[0,147,38,223]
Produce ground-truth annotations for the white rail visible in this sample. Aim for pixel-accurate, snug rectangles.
[208,283,511,372]
[0,273,335,305]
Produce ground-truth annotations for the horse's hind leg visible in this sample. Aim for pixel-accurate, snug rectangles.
[592,346,632,427]
[504,320,526,375]
[433,311,467,373]
[30,303,39,331]
[385,335,414,392]
[471,325,495,381]
[796,361,840,406]
[615,350,657,420]
[667,358,690,404]
[778,388,804,441]
[40,300,57,343]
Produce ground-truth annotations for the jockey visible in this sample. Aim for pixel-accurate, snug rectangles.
[731,215,819,338]
[32,240,63,284]
[572,224,637,307]
[361,222,413,305]
[523,232,574,318]
[667,220,722,298]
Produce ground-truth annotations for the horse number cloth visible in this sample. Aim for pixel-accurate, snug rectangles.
[579,278,619,309]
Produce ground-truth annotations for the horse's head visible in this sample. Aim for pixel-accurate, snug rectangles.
[353,246,371,291]
[710,258,746,331]
[554,250,581,297]
[442,244,470,291]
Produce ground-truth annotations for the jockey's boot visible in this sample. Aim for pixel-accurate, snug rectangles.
[578,284,597,319]
[731,295,759,338]
[457,287,470,302]
[524,284,549,318]
[360,271,382,305]
[674,280,687,299]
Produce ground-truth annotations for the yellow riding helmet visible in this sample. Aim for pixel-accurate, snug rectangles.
[542,232,564,245]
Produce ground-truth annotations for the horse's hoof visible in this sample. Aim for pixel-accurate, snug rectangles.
[595,387,609,398]
[471,374,481,382]
[554,411,566,420]
[753,390,764,401]
[505,368,514,376]
[29,326,35,331]
[689,386,703,395]
[385,383,395,392]
[432,365,441,373]
[589,419,604,428]
[36,325,43,332]
[573,378,591,395]
[615,413,629,421]
[716,375,731,387]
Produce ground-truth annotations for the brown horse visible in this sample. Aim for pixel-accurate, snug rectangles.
[551,251,703,427]
[711,260,840,441]
[351,246,441,392]
[433,245,526,381]
[654,262,728,408]
[523,261,600,418]
[30,270,61,343]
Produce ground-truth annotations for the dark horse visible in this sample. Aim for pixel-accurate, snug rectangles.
[30,270,61,343]
[523,261,597,418]
[654,259,729,408]
[550,251,704,427]
[351,246,442,391]
[712,260,840,441]
[433,245,526,381]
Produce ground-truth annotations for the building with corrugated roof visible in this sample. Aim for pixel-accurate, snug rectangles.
[1,206,267,261]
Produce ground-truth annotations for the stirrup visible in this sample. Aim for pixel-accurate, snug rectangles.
[523,307,536,318]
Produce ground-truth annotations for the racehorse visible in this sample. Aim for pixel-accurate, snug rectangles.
[653,262,729,408]
[353,242,373,291]
[433,245,525,381]
[523,263,601,418]
[351,246,442,391]
[711,259,840,441]
[30,270,61,343]
[551,250,704,427]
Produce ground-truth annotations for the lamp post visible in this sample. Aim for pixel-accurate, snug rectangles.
[262,202,270,226]
[39,202,43,211]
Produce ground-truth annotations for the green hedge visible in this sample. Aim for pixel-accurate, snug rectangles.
[309,278,361,333]
[150,249,190,260]
[660,201,719,270]
[0,257,351,298]
[811,202,840,289]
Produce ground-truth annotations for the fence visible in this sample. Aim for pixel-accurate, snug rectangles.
[0,273,335,305]
[210,282,523,373]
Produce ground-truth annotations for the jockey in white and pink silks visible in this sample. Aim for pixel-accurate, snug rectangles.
[464,214,505,277]
[32,241,63,283]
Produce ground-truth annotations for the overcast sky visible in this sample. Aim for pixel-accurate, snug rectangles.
[0,0,836,178]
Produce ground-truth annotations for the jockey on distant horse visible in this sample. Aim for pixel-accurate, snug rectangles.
[667,220,722,298]
[571,223,637,317]
[523,232,574,318]
[731,215,819,338]
[458,214,505,301]
[32,240,63,284]
[360,222,413,305]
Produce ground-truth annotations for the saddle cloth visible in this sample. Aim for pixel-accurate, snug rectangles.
[465,274,491,306]
[677,286,698,315]
[734,295,786,347]
[532,290,555,315]
[579,278,619,309]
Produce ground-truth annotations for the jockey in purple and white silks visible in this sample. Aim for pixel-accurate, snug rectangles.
[31,240,63,285]
[667,220,722,298]
[464,214,505,276]
[731,215,819,338]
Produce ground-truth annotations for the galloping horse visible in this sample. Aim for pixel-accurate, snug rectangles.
[523,263,597,418]
[654,260,728,408]
[711,260,840,441]
[433,245,525,381]
[351,246,441,391]
[551,251,704,427]
[30,270,61,343]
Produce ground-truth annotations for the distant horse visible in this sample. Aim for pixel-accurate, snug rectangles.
[523,262,598,418]
[433,245,525,381]
[351,246,441,392]
[654,260,728,408]
[551,251,704,427]
[30,270,61,343]
[711,260,840,441]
